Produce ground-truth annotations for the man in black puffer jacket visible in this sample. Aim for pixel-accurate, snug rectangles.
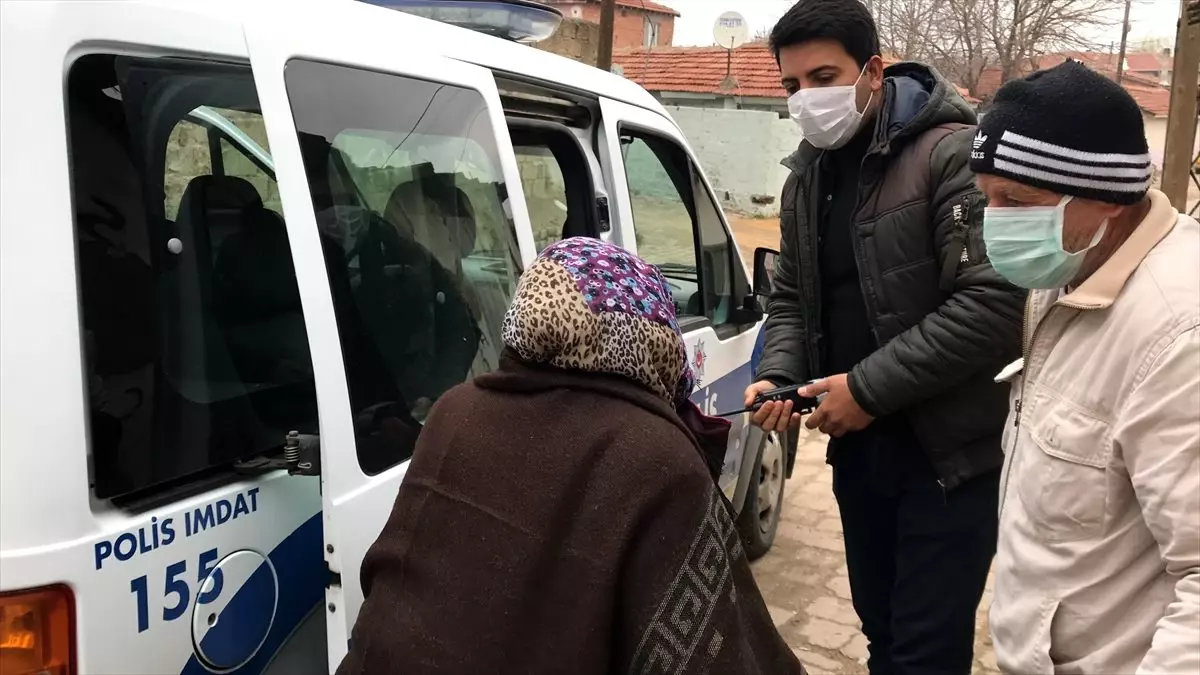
[744,0,1026,672]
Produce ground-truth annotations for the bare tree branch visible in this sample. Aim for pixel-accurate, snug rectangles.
[865,0,1123,98]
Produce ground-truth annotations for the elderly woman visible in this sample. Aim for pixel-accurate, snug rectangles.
[337,238,803,675]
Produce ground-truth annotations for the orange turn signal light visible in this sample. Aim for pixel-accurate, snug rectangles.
[0,585,75,675]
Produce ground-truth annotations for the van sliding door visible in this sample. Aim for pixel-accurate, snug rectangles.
[245,3,534,669]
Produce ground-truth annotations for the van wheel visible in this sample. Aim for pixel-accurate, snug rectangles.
[737,432,785,561]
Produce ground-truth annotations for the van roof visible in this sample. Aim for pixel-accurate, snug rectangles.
[173,0,670,115]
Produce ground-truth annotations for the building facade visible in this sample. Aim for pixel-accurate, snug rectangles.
[543,0,678,50]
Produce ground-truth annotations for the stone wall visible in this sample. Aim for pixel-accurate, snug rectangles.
[164,110,279,220]
[533,17,600,67]
[666,106,801,217]
[514,149,570,249]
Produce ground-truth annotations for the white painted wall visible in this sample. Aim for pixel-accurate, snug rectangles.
[666,105,802,217]
[669,107,1189,216]
[1144,114,1197,181]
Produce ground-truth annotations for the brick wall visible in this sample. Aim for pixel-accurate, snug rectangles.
[574,3,674,50]
[657,17,674,48]
[614,9,645,51]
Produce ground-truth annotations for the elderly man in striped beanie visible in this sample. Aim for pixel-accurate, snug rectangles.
[972,59,1199,674]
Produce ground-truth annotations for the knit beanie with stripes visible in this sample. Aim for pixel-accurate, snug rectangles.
[970,60,1152,205]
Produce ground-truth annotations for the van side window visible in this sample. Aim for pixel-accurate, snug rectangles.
[619,129,738,329]
[515,145,569,251]
[509,126,598,252]
[165,110,281,219]
[214,112,282,213]
[164,120,213,220]
[285,59,520,475]
[622,134,696,271]
[69,54,318,500]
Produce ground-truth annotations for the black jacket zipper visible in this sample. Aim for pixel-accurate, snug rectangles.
[803,160,824,378]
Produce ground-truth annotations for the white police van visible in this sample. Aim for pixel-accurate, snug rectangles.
[0,1,793,672]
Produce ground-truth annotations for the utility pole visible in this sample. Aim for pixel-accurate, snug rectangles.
[1116,0,1132,83]
[597,0,616,72]
[1161,0,1200,211]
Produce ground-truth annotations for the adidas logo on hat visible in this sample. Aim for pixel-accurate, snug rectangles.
[971,131,987,160]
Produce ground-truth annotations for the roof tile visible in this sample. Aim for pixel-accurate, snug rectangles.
[975,53,1171,117]
[1125,52,1171,73]
[618,0,679,16]
[613,44,981,103]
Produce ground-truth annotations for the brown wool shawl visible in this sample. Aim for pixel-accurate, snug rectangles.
[336,355,806,675]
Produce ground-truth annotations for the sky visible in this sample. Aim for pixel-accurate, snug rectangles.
[660,0,1182,49]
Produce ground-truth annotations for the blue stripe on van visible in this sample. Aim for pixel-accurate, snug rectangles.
[690,362,753,411]
[180,514,324,675]
[750,329,766,375]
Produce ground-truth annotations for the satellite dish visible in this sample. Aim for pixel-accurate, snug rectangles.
[712,11,749,50]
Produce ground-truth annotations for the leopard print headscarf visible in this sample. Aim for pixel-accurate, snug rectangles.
[502,237,695,408]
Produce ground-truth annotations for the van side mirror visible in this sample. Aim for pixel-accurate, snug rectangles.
[753,247,779,296]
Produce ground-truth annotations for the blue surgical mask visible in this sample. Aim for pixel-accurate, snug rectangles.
[983,196,1107,289]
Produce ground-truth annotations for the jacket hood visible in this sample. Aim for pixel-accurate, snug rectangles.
[783,61,976,172]
[881,62,976,144]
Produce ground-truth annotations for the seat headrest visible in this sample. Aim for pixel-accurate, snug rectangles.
[177,175,262,224]
[213,204,301,317]
[383,178,477,263]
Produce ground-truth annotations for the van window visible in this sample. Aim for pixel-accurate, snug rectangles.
[69,55,318,499]
[285,59,520,474]
[164,120,213,219]
[514,145,568,251]
[510,125,598,252]
[622,135,696,270]
[165,109,281,219]
[619,129,738,329]
[213,107,282,213]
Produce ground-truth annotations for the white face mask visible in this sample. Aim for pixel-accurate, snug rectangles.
[787,64,873,150]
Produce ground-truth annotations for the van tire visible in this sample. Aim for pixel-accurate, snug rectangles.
[736,432,786,561]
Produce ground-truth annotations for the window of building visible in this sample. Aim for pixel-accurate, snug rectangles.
[643,19,661,47]
[69,54,318,500]
[285,59,521,474]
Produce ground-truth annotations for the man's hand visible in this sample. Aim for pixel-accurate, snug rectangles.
[744,380,802,433]
[803,374,874,437]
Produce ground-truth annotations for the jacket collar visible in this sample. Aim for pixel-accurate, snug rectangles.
[781,139,822,175]
[1060,190,1178,310]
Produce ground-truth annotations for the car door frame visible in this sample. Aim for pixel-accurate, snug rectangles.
[595,97,767,511]
[244,4,534,669]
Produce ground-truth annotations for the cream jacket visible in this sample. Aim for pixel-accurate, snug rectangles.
[991,190,1200,674]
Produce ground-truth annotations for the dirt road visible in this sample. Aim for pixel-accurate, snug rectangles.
[729,215,782,268]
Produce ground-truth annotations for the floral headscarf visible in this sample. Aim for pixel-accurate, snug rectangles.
[502,237,695,407]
